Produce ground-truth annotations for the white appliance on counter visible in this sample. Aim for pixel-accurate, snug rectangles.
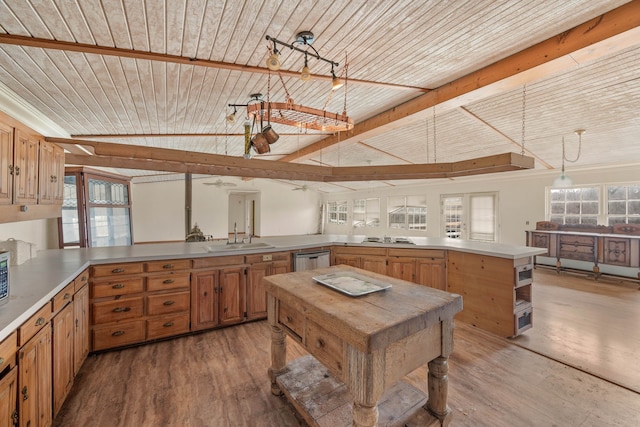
[293,250,331,272]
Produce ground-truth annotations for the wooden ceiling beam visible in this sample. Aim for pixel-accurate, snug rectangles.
[0,33,428,92]
[61,137,534,182]
[278,1,640,163]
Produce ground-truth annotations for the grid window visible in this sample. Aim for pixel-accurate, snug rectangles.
[353,198,380,228]
[388,196,427,230]
[549,187,599,225]
[326,201,348,224]
[607,185,640,225]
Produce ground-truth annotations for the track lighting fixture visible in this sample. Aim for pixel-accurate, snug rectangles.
[266,31,341,90]
[300,54,311,81]
[225,106,237,125]
[331,65,343,91]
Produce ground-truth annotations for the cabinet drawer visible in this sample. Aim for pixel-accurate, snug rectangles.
[92,297,144,324]
[92,321,145,351]
[278,301,304,341]
[245,251,290,264]
[92,262,144,277]
[52,281,75,314]
[514,306,533,336]
[145,259,191,272]
[305,320,344,378]
[74,268,90,293]
[92,277,145,298]
[0,331,17,372]
[192,255,245,269]
[18,302,52,346]
[146,291,190,316]
[514,264,533,287]
[146,273,190,292]
[146,313,190,340]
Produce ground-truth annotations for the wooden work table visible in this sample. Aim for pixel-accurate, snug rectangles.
[264,265,463,427]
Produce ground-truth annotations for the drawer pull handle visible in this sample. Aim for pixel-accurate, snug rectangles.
[315,338,325,349]
[112,330,125,337]
[113,307,131,313]
[64,293,71,300]
[285,316,293,323]
[112,284,125,289]
[163,322,174,328]
[22,386,28,401]
[35,317,45,326]
[163,279,174,284]
[112,268,125,273]
[163,300,175,306]
[162,264,174,269]
[0,357,4,366]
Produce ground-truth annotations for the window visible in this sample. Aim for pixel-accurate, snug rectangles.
[388,195,427,230]
[441,193,498,241]
[549,187,599,225]
[353,198,380,228]
[326,201,348,224]
[59,168,133,248]
[606,184,640,225]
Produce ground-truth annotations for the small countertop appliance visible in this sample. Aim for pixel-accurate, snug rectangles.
[0,251,9,306]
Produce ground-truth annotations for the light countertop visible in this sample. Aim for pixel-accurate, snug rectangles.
[0,234,545,341]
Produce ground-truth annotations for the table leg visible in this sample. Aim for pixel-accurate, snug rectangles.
[427,356,452,426]
[347,346,384,427]
[267,295,287,396]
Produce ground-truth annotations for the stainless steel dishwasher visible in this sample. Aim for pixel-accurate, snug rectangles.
[293,250,331,271]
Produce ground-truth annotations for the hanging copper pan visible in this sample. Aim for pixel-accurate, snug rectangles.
[262,125,279,144]
[251,132,270,154]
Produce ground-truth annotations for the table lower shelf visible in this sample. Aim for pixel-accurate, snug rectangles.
[275,355,439,427]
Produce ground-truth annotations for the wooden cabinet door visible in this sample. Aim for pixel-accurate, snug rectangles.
[219,267,246,326]
[38,140,54,204]
[272,259,291,275]
[0,122,13,205]
[73,285,90,376]
[387,257,415,282]
[18,325,52,427]
[52,303,74,416]
[0,367,18,427]
[246,262,268,320]
[361,256,387,275]
[333,254,360,268]
[416,258,446,290]
[52,144,65,202]
[13,130,39,205]
[191,270,220,331]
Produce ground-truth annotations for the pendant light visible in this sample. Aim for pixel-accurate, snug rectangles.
[331,65,343,90]
[300,53,311,81]
[552,129,584,188]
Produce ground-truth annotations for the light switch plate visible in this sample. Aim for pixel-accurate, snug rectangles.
[262,254,272,261]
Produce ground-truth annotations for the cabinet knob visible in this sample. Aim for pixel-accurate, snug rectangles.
[8,165,14,175]
[64,293,71,300]
[22,386,28,401]
[315,338,326,349]
[0,357,4,366]
[35,317,45,326]
[14,166,20,176]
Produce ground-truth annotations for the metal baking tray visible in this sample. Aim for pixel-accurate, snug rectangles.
[312,270,392,296]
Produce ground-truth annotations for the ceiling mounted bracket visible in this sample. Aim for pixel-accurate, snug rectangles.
[295,31,315,45]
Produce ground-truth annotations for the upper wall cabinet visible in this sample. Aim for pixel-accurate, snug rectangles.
[0,112,64,223]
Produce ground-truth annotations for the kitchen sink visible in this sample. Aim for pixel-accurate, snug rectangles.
[205,242,275,252]
[361,237,414,244]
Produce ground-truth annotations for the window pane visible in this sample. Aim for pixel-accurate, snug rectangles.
[581,188,598,201]
[88,179,129,205]
[629,186,640,200]
[629,200,640,215]
[566,202,580,215]
[608,201,626,215]
[469,195,495,242]
[608,186,626,200]
[581,202,598,215]
[89,207,132,247]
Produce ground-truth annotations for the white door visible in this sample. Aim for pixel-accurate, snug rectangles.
[441,192,498,242]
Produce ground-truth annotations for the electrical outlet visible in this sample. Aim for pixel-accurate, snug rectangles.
[262,254,272,261]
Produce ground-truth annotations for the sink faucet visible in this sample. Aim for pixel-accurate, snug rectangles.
[228,222,239,244]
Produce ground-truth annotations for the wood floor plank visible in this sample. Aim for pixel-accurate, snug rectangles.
[511,268,640,392]
[54,270,640,427]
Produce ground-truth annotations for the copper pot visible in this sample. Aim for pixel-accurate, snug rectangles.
[262,125,279,144]
[251,132,270,154]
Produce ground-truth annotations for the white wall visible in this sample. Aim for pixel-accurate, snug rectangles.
[0,218,55,251]
[131,176,321,242]
[322,164,640,246]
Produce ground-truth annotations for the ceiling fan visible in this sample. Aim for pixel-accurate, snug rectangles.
[203,178,237,188]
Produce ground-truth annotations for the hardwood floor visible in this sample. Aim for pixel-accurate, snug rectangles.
[55,271,640,427]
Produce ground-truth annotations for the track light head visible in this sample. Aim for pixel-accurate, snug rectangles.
[300,54,311,81]
[331,66,343,91]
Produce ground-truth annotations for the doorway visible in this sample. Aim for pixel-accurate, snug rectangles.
[441,192,498,241]
[228,191,259,238]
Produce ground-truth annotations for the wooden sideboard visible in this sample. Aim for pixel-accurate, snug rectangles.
[526,222,640,280]
[265,266,463,427]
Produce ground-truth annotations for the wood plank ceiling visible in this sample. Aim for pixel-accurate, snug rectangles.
[0,0,638,193]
